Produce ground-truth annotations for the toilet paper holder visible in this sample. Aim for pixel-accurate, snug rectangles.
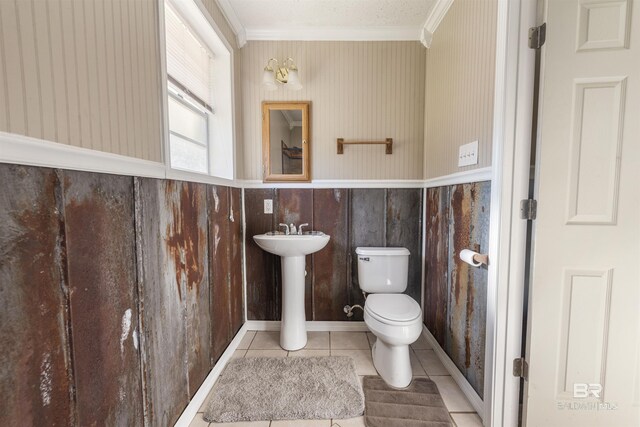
[460,248,489,267]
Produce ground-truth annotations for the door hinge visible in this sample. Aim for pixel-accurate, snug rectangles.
[520,199,537,220]
[513,357,529,379]
[528,23,546,49]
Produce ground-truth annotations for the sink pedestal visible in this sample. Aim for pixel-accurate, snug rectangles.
[252,233,330,351]
[280,255,307,350]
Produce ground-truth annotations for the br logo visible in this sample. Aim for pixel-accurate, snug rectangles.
[573,383,602,398]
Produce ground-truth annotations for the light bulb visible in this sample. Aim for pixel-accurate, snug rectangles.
[262,68,277,91]
[285,69,302,91]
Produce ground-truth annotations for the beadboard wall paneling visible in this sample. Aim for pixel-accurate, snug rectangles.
[0,0,163,162]
[424,0,498,178]
[240,41,426,180]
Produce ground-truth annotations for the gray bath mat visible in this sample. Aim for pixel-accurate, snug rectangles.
[363,376,453,426]
[204,356,364,423]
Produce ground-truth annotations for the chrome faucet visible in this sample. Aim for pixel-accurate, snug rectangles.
[298,223,309,235]
[289,223,297,235]
[278,223,290,235]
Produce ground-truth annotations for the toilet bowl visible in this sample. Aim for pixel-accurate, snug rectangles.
[355,247,423,389]
[364,293,422,388]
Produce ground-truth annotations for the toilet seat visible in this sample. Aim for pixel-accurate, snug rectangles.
[364,294,421,325]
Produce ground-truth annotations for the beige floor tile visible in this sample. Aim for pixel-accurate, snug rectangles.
[249,331,282,349]
[430,376,475,412]
[414,349,449,375]
[305,332,330,349]
[366,332,376,348]
[331,350,377,375]
[330,332,370,350]
[331,416,366,427]
[451,412,483,427]
[237,331,257,350]
[288,349,330,357]
[270,420,331,426]
[245,349,288,358]
[189,413,210,427]
[411,333,432,350]
[409,349,427,376]
[231,349,247,359]
[210,422,271,427]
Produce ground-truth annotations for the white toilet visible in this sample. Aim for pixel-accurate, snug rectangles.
[356,247,423,389]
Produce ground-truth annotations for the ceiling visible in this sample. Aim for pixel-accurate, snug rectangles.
[215,0,451,47]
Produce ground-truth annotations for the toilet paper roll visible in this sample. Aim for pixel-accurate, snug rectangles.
[460,249,483,267]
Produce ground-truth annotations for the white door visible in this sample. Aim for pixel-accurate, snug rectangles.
[524,0,640,425]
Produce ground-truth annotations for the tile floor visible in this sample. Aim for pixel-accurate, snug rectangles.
[191,331,482,427]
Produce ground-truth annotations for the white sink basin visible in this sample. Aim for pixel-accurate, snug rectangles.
[253,233,330,257]
[253,231,331,351]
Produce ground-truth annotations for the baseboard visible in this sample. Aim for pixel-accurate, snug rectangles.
[421,325,484,418]
[245,320,369,332]
[174,323,249,427]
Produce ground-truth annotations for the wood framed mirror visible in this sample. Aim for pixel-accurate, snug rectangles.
[262,101,311,182]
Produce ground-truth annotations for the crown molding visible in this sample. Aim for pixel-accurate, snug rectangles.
[245,26,421,42]
[213,0,452,46]
[214,0,247,47]
[421,0,454,48]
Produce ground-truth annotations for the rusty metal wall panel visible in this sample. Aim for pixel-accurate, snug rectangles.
[423,182,490,397]
[178,182,210,399]
[244,188,279,320]
[135,178,189,426]
[229,187,244,335]
[349,189,386,320]
[447,184,473,382]
[386,189,423,303]
[0,164,74,426]
[465,181,490,396]
[275,189,314,319]
[208,185,232,362]
[62,170,143,426]
[246,187,425,322]
[422,181,491,398]
[312,189,350,321]
[424,187,450,347]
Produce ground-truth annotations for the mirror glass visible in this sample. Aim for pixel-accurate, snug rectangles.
[269,109,303,175]
[262,102,310,182]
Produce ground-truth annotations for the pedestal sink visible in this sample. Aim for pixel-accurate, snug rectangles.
[253,232,330,350]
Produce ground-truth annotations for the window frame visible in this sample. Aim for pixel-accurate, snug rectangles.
[159,0,235,183]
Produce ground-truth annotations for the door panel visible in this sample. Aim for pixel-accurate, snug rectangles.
[525,0,640,425]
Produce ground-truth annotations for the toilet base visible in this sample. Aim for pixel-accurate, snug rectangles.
[371,339,413,389]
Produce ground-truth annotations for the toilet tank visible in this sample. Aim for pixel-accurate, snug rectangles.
[356,247,410,293]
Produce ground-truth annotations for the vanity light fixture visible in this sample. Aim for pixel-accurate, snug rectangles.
[262,58,303,91]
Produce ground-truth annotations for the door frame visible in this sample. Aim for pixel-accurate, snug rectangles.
[485,0,539,425]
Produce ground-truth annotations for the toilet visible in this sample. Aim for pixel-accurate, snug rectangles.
[356,247,423,389]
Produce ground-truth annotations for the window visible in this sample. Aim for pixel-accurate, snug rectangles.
[164,0,234,179]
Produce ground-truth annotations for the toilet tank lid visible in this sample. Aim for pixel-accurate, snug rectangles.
[355,247,410,256]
